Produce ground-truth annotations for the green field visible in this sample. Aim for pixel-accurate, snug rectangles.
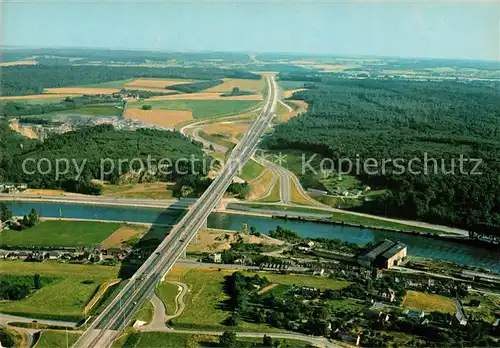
[115,331,310,348]
[35,330,80,348]
[70,105,123,116]
[403,290,456,314]
[163,267,349,332]
[156,281,179,315]
[0,220,121,247]
[129,100,259,119]
[0,262,119,321]
[278,80,308,91]
[76,79,135,89]
[239,159,265,181]
[0,96,72,105]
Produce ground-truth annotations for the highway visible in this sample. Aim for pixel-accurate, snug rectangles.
[73,75,279,347]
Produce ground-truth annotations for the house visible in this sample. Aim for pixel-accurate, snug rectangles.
[105,247,124,256]
[48,251,61,260]
[208,253,222,264]
[404,309,425,319]
[18,251,29,259]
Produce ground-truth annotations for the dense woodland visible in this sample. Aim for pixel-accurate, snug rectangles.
[265,77,500,230]
[0,123,211,194]
[0,95,122,117]
[0,65,260,96]
[168,79,223,93]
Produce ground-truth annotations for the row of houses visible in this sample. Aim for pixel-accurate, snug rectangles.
[0,246,133,263]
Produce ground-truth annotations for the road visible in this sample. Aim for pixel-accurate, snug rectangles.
[141,328,340,348]
[0,193,196,209]
[73,75,279,347]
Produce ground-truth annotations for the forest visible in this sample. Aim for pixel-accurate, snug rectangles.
[1,48,252,64]
[168,79,223,93]
[0,95,122,117]
[265,76,500,230]
[0,123,212,194]
[0,65,260,96]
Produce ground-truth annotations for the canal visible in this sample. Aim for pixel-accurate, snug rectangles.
[3,201,500,273]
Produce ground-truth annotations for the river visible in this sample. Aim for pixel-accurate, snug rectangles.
[3,201,500,273]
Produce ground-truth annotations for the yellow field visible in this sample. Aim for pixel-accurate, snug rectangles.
[0,94,81,100]
[248,170,274,200]
[283,88,307,98]
[290,179,314,205]
[125,78,196,88]
[44,87,120,94]
[204,78,265,93]
[102,182,175,199]
[202,121,250,142]
[100,225,148,249]
[22,189,85,196]
[124,108,193,127]
[0,60,37,66]
[145,92,262,101]
[403,290,456,314]
[279,100,308,122]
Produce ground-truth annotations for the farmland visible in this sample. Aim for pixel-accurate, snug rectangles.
[0,262,120,321]
[123,108,193,128]
[43,87,121,94]
[0,94,81,103]
[0,220,121,247]
[128,100,259,119]
[205,78,265,93]
[403,290,456,314]
[100,224,149,249]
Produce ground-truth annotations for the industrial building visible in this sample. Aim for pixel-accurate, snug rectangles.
[357,240,407,269]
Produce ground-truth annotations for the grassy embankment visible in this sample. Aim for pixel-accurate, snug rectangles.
[0,262,120,321]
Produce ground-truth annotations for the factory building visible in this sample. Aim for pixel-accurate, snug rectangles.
[357,240,407,269]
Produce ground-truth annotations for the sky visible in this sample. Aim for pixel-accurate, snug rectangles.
[2,0,499,61]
